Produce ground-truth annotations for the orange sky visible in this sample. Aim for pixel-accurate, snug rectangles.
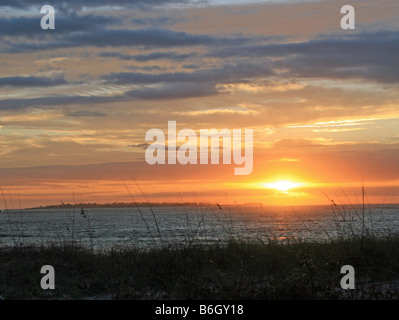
[0,0,398,208]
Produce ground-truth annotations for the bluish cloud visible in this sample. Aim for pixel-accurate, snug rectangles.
[0,75,68,87]
[0,14,116,37]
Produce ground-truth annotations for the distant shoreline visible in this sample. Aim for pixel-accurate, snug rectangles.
[26,202,214,210]
[23,202,399,210]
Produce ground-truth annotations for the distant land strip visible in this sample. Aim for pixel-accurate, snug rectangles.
[26,202,217,210]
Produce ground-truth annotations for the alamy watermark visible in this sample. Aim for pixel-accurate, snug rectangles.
[340,5,355,30]
[340,265,355,290]
[40,5,55,30]
[145,121,253,176]
[40,265,55,290]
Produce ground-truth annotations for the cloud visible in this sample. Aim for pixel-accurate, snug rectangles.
[0,83,219,111]
[98,51,198,62]
[0,75,68,87]
[103,63,274,85]
[132,16,181,27]
[130,143,150,148]
[64,110,106,117]
[125,82,219,100]
[0,14,116,37]
[0,0,190,10]
[210,31,399,83]
[3,28,214,52]
[0,81,217,111]
[3,26,259,53]
[0,95,122,111]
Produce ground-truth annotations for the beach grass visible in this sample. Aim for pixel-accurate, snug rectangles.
[1,234,399,300]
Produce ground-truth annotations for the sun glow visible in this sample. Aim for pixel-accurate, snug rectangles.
[264,180,303,192]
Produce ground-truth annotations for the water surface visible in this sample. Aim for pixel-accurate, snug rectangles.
[1,204,398,249]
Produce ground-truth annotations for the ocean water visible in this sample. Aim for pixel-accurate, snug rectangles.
[0,204,399,249]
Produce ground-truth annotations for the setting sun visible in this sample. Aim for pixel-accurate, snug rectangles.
[264,181,303,192]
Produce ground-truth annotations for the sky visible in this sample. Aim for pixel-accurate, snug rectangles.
[0,0,398,208]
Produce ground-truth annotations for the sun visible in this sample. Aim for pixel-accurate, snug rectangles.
[264,180,303,192]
